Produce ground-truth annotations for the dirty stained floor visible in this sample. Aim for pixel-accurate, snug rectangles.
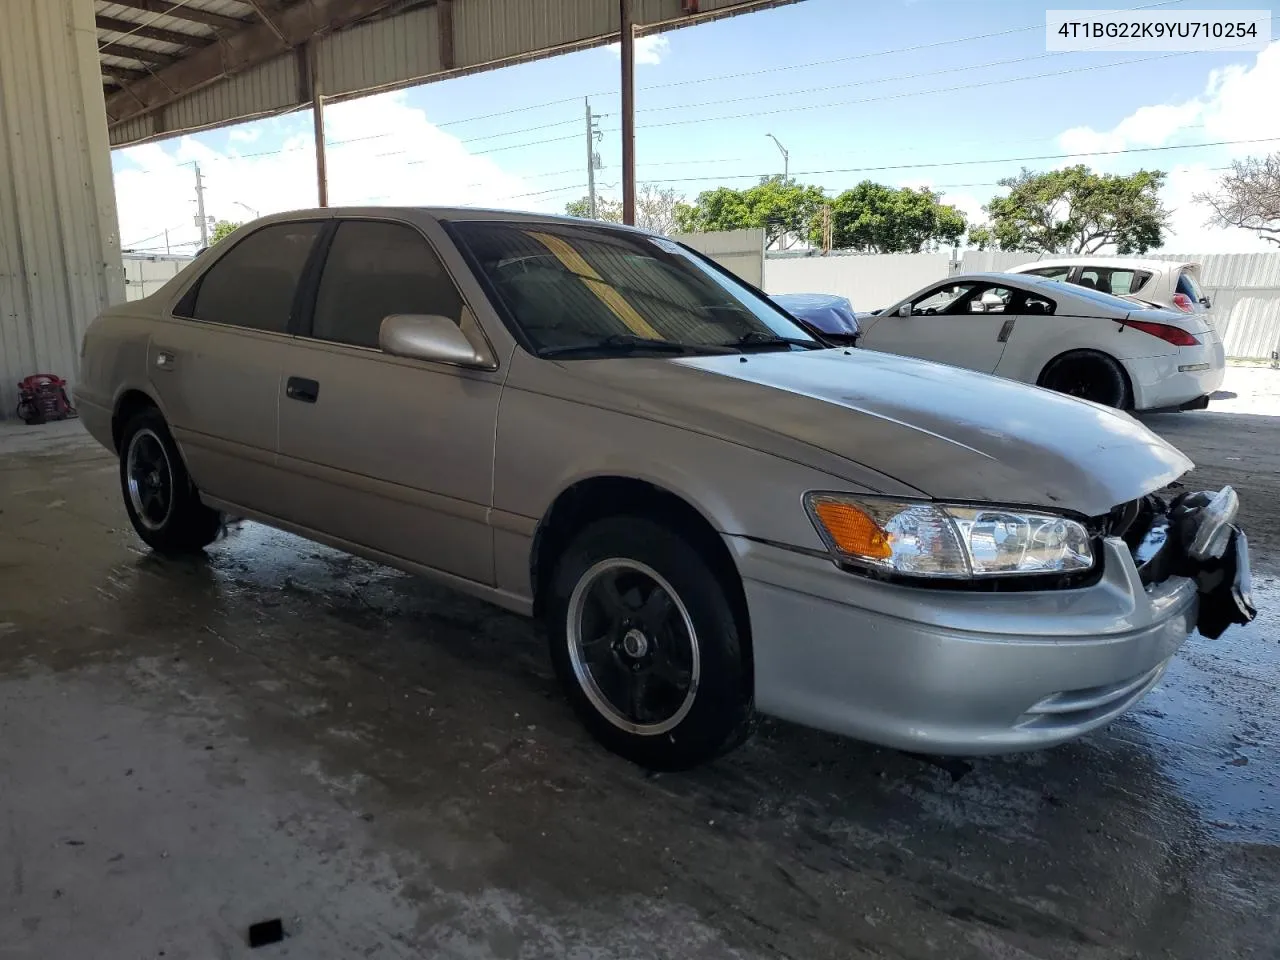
[2,370,1278,959]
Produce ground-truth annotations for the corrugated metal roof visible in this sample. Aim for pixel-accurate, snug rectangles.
[105,0,805,147]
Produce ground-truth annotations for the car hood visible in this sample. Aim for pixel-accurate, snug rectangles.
[555,348,1191,516]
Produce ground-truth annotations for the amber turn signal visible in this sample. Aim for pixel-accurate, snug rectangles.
[810,498,892,560]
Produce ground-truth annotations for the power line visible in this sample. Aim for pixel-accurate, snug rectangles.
[631,44,1262,132]
[635,0,1188,92]
[637,137,1280,185]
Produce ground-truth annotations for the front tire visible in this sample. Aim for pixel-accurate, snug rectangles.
[1039,350,1132,408]
[545,517,753,770]
[119,408,222,554]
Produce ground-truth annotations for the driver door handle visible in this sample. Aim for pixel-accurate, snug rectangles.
[286,376,319,403]
[997,319,1016,343]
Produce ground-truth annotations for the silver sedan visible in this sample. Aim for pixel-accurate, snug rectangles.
[75,208,1255,769]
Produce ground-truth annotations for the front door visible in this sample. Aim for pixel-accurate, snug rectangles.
[858,280,1022,374]
[274,218,501,585]
[147,220,324,515]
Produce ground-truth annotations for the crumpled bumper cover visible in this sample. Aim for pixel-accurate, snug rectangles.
[1143,486,1256,639]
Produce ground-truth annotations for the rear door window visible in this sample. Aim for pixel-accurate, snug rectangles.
[309,220,465,349]
[189,221,322,332]
[1077,267,1151,296]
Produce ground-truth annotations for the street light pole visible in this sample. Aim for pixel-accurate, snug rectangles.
[766,133,789,181]
[233,201,259,219]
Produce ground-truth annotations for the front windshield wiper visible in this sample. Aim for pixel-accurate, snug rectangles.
[538,333,731,359]
[722,331,823,351]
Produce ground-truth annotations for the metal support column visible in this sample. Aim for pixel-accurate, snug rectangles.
[311,50,329,207]
[619,0,636,226]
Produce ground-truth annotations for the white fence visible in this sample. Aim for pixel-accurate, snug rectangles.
[764,250,953,312]
[672,228,765,288]
[122,254,193,301]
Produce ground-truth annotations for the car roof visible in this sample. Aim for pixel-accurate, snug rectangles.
[1010,256,1198,271]
[250,205,660,235]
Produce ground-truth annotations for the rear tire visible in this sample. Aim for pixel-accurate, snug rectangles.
[119,408,222,554]
[1039,351,1132,409]
[545,516,753,770]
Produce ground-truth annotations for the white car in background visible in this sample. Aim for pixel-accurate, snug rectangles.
[1005,257,1213,318]
[858,272,1225,411]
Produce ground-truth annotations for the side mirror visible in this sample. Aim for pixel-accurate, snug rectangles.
[897,304,911,317]
[379,314,493,367]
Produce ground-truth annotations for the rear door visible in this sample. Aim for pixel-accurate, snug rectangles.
[149,220,324,515]
[274,217,502,585]
[858,280,1020,373]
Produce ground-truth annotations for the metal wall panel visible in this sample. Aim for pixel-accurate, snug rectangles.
[1,0,125,419]
[108,0,804,146]
[317,5,441,98]
[166,53,297,135]
[672,228,765,287]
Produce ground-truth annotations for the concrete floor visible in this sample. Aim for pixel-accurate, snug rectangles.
[2,368,1278,959]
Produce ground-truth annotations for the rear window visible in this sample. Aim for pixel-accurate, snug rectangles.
[1177,270,1206,302]
[188,221,322,332]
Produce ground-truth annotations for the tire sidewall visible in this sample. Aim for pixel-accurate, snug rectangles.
[545,516,751,770]
[1042,351,1131,409]
[118,408,218,552]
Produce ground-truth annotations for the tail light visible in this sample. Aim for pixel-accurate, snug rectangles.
[1123,319,1199,347]
[1171,292,1195,312]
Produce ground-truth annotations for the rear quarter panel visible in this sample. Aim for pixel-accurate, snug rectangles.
[995,312,1175,386]
[76,309,161,451]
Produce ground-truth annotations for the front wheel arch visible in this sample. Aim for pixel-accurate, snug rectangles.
[1037,349,1134,409]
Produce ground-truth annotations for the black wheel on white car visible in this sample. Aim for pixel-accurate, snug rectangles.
[545,517,753,770]
[119,408,222,554]
[1040,350,1132,409]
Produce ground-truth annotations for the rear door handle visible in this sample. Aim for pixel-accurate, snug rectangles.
[997,319,1016,343]
[155,350,176,371]
[286,376,319,403]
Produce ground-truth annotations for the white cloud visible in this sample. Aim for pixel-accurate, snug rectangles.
[1052,44,1280,251]
[113,91,541,254]
[606,35,669,66]
[228,126,261,144]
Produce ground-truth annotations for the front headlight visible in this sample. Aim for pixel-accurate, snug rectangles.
[804,494,1095,579]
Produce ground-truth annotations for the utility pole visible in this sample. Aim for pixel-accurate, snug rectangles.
[619,0,636,225]
[585,98,600,219]
[164,228,170,255]
[193,162,209,247]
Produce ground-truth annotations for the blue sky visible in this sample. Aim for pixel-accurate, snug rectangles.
[112,0,1280,254]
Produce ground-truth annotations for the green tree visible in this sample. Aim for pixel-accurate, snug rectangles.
[967,225,995,251]
[819,181,968,252]
[983,166,1169,254]
[209,220,242,244]
[672,175,827,248]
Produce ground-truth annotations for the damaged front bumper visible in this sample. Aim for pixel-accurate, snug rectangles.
[1126,485,1256,639]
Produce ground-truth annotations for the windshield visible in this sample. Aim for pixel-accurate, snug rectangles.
[450,220,818,356]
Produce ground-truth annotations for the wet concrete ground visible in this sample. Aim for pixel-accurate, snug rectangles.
[2,369,1278,959]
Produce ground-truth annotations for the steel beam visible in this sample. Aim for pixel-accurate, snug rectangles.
[99,42,175,65]
[105,0,403,127]
[95,14,211,48]
[105,1,250,32]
